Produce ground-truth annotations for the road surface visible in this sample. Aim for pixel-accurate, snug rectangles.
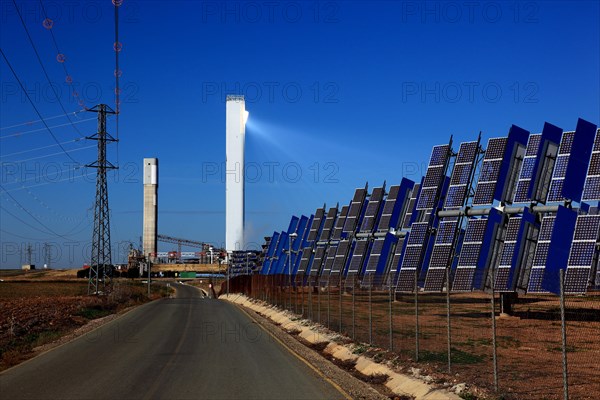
[0,284,346,399]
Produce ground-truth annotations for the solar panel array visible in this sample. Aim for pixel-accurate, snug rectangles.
[445,141,479,208]
[547,131,575,203]
[452,218,489,291]
[417,145,451,210]
[258,119,600,296]
[473,138,508,205]
[514,134,542,203]
[527,216,556,292]
[582,130,600,201]
[564,215,600,293]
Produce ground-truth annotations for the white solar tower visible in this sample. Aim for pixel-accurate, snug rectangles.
[226,95,249,253]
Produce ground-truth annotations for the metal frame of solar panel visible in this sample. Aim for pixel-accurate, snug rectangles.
[582,129,600,201]
[528,207,578,294]
[452,209,503,291]
[260,232,281,274]
[565,215,600,293]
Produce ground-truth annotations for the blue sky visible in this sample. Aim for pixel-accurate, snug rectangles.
[1,0,599,268]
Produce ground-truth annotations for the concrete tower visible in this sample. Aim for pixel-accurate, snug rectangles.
[143,158,158,259]
[226,95,248,252]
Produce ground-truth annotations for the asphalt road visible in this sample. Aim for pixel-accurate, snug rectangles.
[0,284,346,400]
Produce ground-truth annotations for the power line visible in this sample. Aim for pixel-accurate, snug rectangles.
[39,0,88,110]
[0,183,77,240]
[0,48,80,164]
[1,144,95,164]
[1,138,81,158]
[0,117,96,140]
[0,111,85,131]
[12,0,85,138]
[1,171,96,193]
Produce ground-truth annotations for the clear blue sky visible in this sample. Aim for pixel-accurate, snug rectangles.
[1,0,599,268]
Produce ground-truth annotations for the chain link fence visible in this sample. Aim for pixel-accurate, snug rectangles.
[222,271,599,400]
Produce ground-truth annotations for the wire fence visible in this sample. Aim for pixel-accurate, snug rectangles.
[222,272,599,400]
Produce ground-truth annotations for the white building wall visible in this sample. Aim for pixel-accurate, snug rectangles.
[143,158,158,259]
[226,96,246,252]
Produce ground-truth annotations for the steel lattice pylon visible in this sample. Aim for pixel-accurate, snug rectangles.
[87,104,118,294]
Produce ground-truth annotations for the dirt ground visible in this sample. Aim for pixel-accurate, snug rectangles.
[236,276,599,400]
[0,274,171,371]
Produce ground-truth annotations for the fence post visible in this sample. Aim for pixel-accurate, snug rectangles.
[352,278,356,341]
[368,281,373,345]
[389,282,394,351]
[339,279,343,333]
[308,279,313,320]
[560,269,569,400]
[327,279,331,329]
[446,267,452,374]
[415,269,419,362]
[318,280,321,324]
[491,269,499,392]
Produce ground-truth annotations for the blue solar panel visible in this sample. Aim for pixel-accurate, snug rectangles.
[473,137,507,206]
[332,206,348,240]
[403,184,420,228]
[378,186,399,231]
[435,220,458,244]
[582,131,600,201]
[365,238,386,273]
[514,134,542,203]
[565,215,600,293]
[417,145,450,210]
[310,246,327,276]
[527,216,555,292]
[308,208,325,241]
[494,217,522,290]
[344,188,367,233]
[407,222,428,244]
[348,239,369,273]
[332,240,350,273]
[320,207,338,241]
[547,132,576,203]
[360,187,384,232]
